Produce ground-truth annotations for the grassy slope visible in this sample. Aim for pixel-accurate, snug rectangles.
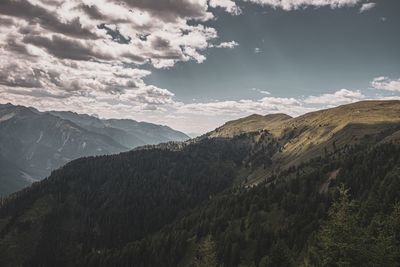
[208,101,400,184]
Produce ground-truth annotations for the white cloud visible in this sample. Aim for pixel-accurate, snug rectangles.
[214,41,239,48]
[374,96,400,101]
[304,89,365,105]
[244,0,361,11]
[254,47,262,53]
[371,77,400,92]
[359,2,376,13]
[0,0,238,122]
[209,0,242,15]
[177,96,312,116]
[251,88,271,95]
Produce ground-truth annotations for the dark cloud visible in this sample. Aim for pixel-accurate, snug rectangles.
[120,52,147,64]
[0,0,97,39]
[76,3,133,24]
[0,78,42,89]
[39,0,61,6]
[125,80,138,88]
[0,65,66,91]
[117,0,210,21]
[77,4,107,20]
[23,35,113,61]
[151,37,171,50]
[4,37,34,57]
[4,88,70,99]
[18,25,42,35]
[46,70,63,87]
[0,65,43,88]
[0,16,14,25]
[148,50,183,60]
[49,17,97,39]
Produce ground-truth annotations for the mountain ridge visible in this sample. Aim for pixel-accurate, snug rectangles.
[0,103,189,196]
[206,100,400,184]
[49,110,189,148]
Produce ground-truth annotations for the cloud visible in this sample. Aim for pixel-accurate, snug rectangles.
[251,88,271,95]
[116,0,213,21]
[0,0,227,117]
[209,0,242,15]
[303,89,365,105]
[244,0,362,11]
[359,2,376,13]
[0,0,101,39]
[371,77,400,92]
[22,34,116,61]
[213,41,239,48]
[177,96,313,116]
[374,96,400,101]
[254,47,262,53]
[0,0,221,68]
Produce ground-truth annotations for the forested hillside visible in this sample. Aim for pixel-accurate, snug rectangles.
[0,132,279,266]
[79,144,400,267]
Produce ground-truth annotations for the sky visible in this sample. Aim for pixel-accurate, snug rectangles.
[0,0,399,134]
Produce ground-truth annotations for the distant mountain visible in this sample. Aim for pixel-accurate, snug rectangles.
[0,101,399,267]
[186,132,203,138]
[49,111,189,149]
[0,104,189,196]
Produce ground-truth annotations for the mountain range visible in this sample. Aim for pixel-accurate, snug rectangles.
[0,103,189,196]
[0,100,399,266]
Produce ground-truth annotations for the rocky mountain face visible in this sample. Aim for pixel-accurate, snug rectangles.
[0,104,189,196]
[0,101,399,266]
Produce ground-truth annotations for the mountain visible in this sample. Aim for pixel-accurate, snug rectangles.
[208,113,292,138]
[0,104,189,196]
[209,100,400,184]
[0,100,399,266]
[49,111,189,148]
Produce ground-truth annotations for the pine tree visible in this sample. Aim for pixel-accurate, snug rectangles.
[310,186,400,267]
[315,185,367,266]
[192,235,218,267]
[268,240,294,267]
